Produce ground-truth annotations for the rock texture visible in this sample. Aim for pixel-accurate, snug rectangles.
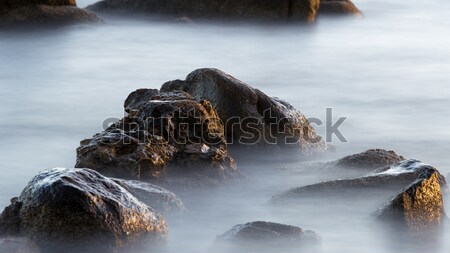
[333,149,405,170]
[161,68,326,155]
[273,160,448,201]
[113,178,186,214]
[216,221,320,250]
[377,169,446,231]
[0,0,101,27]
[0,168,167,253]
[319,0,362,16]
[76,90,239,186]
[87,0,320,23]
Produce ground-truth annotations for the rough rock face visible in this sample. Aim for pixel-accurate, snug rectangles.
[377,169,446,231]
[161,68,326,155]
[112,178,186,214]
[216,221,320,250]
[0,168,167,253]
[272,160,448,201]
[87,0,320,23]
[76,90,239,185]
[0,1,101,27]
[319,0,362,16]
[333,149,405,170]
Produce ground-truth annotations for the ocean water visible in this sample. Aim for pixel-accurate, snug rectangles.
[1,0,450,252]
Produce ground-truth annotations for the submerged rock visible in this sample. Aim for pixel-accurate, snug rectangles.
[161,68,326,155]
[319,0,362,16]
[333,149,405,170]
[87,0,320,23]
[76,90,239,186]
[272,159,448,201]
[216,221,320,251]
[112,178,186,214]
[0,1,101,28]
[0,168,167,253]
[377,169,446,231]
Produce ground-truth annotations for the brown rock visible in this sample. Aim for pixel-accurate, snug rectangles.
[319,0,362,16]
[334,149,405,170]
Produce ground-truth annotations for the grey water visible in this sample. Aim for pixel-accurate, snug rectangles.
[1,0,450,252]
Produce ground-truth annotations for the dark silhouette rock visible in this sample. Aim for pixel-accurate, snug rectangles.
[0,168,167,253]
[333,149,405,170]
[377,169,446,231]
[76,90,239,187]
[319,0,362,16]
[0,1,101,28]
[112,178,186,214]
[216,221,320,251]
[161,68,326,155]
[87,0,320,23]
[272,159,448,201]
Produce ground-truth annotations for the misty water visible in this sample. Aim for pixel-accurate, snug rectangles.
[1,0,450,252]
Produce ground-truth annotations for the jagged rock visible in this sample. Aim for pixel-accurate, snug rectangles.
[377,169,446,231]
[76,90,239,186]
[272,160,448,201]
[112,178,186,214]
[319,0,362,16]
[0,168,167,253]
[161,68,326,155]
[87,0,320,23]
[333,149,405,170]
[216,221,320,251]
[0,1,101,27]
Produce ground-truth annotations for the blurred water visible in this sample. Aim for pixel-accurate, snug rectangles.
[1,0,450,252]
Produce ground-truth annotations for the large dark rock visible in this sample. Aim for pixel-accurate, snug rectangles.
[319,0,362,16]
[87,0,320,23]
[216,221,320,251]
[161,68,326,155]
[376,169,446,232]
[0,168,167,253]
[112,178,186,214]
[76,90,239,187]
[272,159,448,201]
[333,149,405,170]
[0,1,101,28]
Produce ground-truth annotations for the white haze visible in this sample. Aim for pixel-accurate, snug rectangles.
[1,0,450,252]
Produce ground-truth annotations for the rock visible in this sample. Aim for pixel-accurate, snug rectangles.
[319,0,362,16]
[0,1,101,28]
[76,90,239,187]
[377,169,446,231]
[333,149,405,170]
[112,178,186,214]
[161,68,326,155]
[216,221,320,250]
[0,168,167,253]
[272,159,448,201]
[87,0,320,23]
[0,237,40,253]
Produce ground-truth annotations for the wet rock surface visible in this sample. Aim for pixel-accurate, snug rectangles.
[76,89,239,187]
[0,168,167,253]
[112,178,186,214]
[216,221,320,251]
[377,169,446,231]
[319,0,362,16]
[87,0,320,23]
[0,0,101,27]
[272,159,448,201]
[161,68,326,155]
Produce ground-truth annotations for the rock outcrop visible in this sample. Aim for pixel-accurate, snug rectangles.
[319,0,362,16]
[0,0,101,28]
[113,178,186,214]
[76,90,239,186]
[0,168,167,253]
[272,159,448,201]
[87,0,320,23]
[161,68,326,155]
[333,149,405,170]
[377,169,446,231]
[216,221,320,250]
